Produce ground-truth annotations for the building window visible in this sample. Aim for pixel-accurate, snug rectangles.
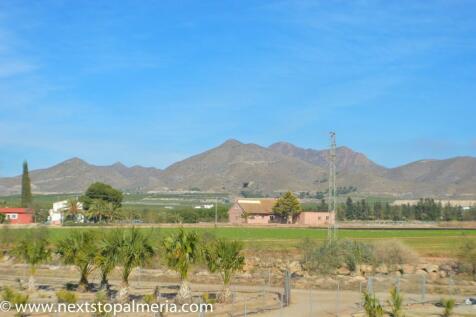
[326,216,329,220]
[7,213,18,220]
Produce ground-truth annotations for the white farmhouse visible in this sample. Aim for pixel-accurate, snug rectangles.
[48,200,83,225]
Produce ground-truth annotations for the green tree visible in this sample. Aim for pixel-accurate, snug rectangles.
[116,228,155,301]
[12,230,51,291]
[272,191,302,223]
[345,197,354,220]
[56,231,98,291]
[87,199,115,223]
[204,239,245,303]
[81,182,123,210]
[363,292,384,317]
[0,213,5,224]
[163,229,201,303]
[387,287,405,317]
[21,161,32,208]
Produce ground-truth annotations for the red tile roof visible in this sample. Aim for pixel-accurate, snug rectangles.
[0,208,33,214]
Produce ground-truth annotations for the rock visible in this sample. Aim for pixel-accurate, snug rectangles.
[288,261,304,277]
[428,272,439,280]
[350,276,367,283]
[416,269,427,275]
[376,264,388,274]
[424,264,439,273]
[196,271,209,276]
[402,264,415,274]
[337,267,351,276]
[240,272,252,279]
[243,258,257,272]
[439,270,447,278]
[359,264,373,274]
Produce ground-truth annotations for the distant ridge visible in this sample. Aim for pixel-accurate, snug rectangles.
[1,139,475,198]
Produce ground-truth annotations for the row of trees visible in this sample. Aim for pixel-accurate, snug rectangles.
[10,228,245,303]
[266,192,475,224]
[341,197,475,221]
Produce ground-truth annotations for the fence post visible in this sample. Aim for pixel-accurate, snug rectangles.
[420,274,426,303]
[359,281,363,308]
[367,276,374,294]
[280,293,284,317]
[309,287,312,316]
[335,279,340,317]
[449,274,455,295]
[284,270,291,306]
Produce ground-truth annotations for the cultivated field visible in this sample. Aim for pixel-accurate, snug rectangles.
[2,226,476,257]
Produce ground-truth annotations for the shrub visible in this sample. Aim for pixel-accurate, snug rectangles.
[363,292,384,317]
[300,239,375,274]
[373,240,418,268]
[143,294,155,305]
[440,298,455,317]
[340,240,375,272]
[56,289,77,304]
[94,290,111,317]
[387,287,404,317]
[2,286,29,317]
[456,237,476,280]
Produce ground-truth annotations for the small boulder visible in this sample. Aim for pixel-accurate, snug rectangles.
[288,261,304,277]
[416,269,427,276]
[402,264,415,274]
[337,266,351,276]
[424,264,439,273]
[376,264,388,274]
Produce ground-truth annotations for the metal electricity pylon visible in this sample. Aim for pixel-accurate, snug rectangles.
[327,131,337,243]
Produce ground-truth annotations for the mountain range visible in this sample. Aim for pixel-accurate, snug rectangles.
[1,139,475,198]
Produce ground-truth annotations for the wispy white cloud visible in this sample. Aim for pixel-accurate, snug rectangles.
[0,60,36,78]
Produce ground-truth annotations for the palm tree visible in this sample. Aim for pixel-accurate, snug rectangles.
[56,231,98,292]
[95,231,122,290]
[116,228,155,301]
[163,229,200,303]
[441,298,455,317]
[65,198,81,222]
[12,231,51,291]
[387,287,404,317]
[363,292,384,317]
[204,239,245,303]
[87,199,114,223]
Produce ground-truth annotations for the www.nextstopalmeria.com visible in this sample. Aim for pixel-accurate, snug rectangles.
[0,300,214,315]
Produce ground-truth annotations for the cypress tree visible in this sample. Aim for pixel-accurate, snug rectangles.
[21,161,33,207]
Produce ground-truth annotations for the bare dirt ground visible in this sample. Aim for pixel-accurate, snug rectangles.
[1,264,475,316]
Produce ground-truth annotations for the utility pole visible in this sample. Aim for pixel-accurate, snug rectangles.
[327,131,337,243]
[215,197,218,228]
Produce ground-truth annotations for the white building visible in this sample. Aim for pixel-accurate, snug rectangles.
[48,200,83,225]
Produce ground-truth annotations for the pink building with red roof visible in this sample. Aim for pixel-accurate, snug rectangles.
[0,208,34,224]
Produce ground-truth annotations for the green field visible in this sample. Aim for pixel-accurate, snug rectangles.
[1,226,474,257]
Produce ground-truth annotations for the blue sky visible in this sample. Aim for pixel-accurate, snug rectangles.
[1,0,475,176]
